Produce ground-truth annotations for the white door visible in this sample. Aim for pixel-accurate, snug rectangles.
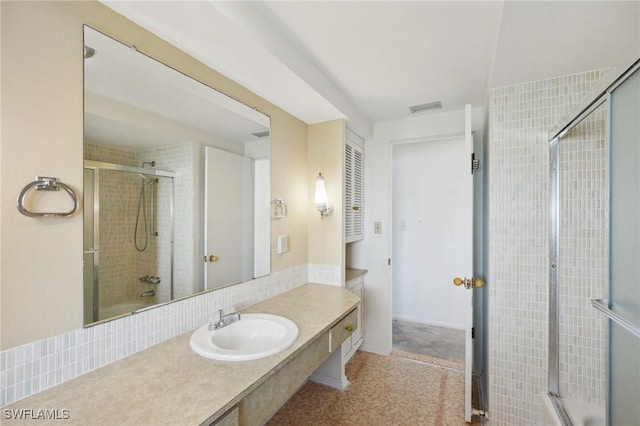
[462,104,475,422]
[204,146,254,290]
[391,105,477,422]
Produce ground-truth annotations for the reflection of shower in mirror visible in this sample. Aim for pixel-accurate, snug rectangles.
[83,25,271,327]
[134,173,158,252]
[83,160,175,324]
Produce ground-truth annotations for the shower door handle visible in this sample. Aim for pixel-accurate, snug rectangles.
[453,277,485,289]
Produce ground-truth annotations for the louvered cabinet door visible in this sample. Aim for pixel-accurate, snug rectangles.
[345,133,364,243]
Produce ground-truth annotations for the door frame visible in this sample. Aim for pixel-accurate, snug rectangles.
[386,106,486,421]
[390,133,470,330]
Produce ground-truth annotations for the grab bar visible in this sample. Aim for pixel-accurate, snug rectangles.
[17,176,79,218]
[591,298,640,339]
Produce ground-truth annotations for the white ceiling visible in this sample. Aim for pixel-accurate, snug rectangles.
[102,1,640,137]
[84,25,269,150]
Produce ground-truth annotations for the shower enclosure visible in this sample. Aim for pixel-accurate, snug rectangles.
[548,59,640,425]
[83,160,175,324]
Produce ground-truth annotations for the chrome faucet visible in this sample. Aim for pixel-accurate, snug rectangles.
[209,309,241,331]
[140,290,155,298]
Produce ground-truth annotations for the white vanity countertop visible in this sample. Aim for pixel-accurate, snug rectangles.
[2,283,360,425]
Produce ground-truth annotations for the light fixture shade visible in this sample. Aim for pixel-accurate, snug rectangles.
[315,173,328,210]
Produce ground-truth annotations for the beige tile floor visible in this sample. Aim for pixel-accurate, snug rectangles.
[267,351,474,426]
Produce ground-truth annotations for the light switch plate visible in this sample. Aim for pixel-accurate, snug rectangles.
[277,234,289,254]
[374,221,383,235]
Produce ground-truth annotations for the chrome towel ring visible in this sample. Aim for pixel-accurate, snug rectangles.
[272,198,287,219]
[17,176,79,218]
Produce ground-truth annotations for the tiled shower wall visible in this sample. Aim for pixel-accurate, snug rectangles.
[138,143,197,299]
[98,169,160,308]
[84,141,137,166]
[488,69,608,424]
[85,142,196,305]
[558,103,607,405]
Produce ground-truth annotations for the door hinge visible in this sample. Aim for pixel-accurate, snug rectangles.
[471,153,479,174]
[471,327,475,339]
[388,258,391,266]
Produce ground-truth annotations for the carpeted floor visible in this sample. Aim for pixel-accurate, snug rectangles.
[392,320,465,364]
[267,351,471,426]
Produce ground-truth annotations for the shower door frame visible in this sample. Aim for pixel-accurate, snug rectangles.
[83,160,176,325]
[548,58,640,426]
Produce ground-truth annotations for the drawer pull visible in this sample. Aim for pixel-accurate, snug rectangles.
[345,325,354,332]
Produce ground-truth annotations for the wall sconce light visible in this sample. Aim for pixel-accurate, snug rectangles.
[315,172,333,219]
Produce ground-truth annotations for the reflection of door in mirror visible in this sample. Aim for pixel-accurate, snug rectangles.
[83,26,271,325]
[204,147,271,290]
[205,147,253,289]
[254,158,271,277]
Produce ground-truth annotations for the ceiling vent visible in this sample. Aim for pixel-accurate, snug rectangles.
[409,101,442,114]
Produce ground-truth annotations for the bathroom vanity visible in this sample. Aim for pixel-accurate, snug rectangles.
[343,268,366,362]
[2,284,359,425]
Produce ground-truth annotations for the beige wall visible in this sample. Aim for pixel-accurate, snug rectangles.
[307,120,344,267]
[1,1,309,349]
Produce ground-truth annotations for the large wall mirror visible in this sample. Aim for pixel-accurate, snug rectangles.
[83,26,271,326]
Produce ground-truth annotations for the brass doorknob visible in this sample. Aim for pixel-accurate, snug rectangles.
[204,255,219,263]
[453,277,485,289]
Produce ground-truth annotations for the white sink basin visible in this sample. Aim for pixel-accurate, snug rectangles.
[190,313,299,361]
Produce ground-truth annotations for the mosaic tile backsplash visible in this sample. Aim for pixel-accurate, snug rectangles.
[488,69,609,424]
[0,265,308,407]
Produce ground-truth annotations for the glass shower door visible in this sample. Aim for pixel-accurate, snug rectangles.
[609,66,640,425]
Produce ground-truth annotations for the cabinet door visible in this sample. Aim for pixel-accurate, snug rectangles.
[345,134,364,242]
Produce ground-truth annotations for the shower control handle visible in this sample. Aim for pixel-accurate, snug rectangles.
[138,275,161,284]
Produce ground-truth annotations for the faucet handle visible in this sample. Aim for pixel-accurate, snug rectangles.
[208,309,223,330]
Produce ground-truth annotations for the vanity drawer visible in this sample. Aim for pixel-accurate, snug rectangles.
[329,308,358,352]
